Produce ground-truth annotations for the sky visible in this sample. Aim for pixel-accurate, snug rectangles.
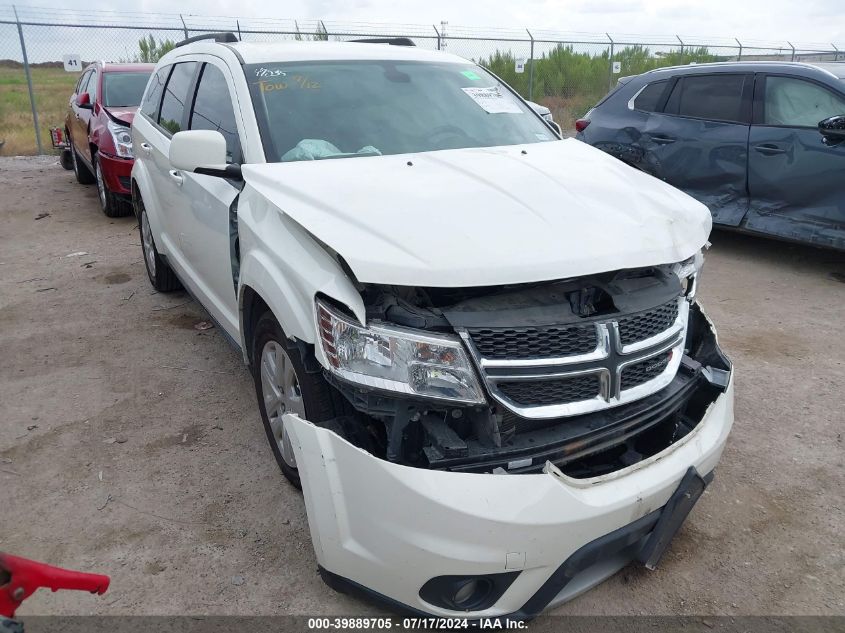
[7,0,845,48]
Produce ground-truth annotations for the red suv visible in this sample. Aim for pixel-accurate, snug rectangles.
[65,62,153,217]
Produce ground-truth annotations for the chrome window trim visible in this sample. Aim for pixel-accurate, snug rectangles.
[627,83,648,110]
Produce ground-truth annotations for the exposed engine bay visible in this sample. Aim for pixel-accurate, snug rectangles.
[316,264,731,478]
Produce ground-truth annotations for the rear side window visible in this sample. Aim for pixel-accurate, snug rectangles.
[140,67,170,121]
[764,76,845,127]
[158,62,198,136]
[633,79,669,112]
[189,64,242,163]
[664,74,747,123]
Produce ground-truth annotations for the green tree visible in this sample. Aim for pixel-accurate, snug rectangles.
[137,35,176,63]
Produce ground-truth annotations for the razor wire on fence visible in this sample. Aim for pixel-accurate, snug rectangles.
[1,4,843,156]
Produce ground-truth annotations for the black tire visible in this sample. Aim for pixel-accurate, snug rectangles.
[60,149,74,171]
[251,311,343,488]
[94,154,131,218]
[70,141,95,184]
[136,194,181,292]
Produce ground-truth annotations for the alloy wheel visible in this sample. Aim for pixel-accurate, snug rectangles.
[94,160,107,210]
[260,341,305,469]
[140,210,156,277]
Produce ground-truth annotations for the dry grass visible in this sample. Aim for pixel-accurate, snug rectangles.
[0,66,79,156]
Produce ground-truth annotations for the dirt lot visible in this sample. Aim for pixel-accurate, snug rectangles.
[1,155,844,617]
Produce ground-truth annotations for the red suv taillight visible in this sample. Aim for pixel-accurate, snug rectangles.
[575,118,591,133]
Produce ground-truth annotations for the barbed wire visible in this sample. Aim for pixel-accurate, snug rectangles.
[0,4,841,50]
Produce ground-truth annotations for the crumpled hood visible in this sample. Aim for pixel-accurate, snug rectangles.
[242,139,711,287]
[103,106,137,126]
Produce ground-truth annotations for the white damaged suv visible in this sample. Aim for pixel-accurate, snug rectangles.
[131,34,734,619]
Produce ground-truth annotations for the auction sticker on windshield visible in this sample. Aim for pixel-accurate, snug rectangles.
[461,86,523,114]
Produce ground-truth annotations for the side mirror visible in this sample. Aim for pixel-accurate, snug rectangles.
[76,92,92,109]
[547,120,563,137]
[818,115,845,143]
[169,130,242,180]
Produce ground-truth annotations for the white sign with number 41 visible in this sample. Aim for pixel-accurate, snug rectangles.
[63,54,82,72]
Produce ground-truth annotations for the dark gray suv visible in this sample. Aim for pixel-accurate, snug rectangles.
[577,62,845,250]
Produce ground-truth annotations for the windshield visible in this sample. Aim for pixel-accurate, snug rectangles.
[245,61,555,162]
[103,72,152,107]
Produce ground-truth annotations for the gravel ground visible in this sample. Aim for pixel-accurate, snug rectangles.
[1,156,843,617]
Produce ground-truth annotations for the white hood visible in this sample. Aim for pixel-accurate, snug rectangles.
[242,138,711,287]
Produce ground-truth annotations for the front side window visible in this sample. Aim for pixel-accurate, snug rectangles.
[633,79,669,112]
[87,70,99,103]
[189,64,242,164]
[77,70,92,96]
[245,61,556,162]
[158,62,198,136]
[76,70,90,94]
[140,67,170,121]
[103,72,153,107]
[664,74,747,123]
[764,76,845,127]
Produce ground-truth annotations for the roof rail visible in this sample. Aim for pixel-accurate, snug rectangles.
[175,32,239,48]
[349,37,416,47]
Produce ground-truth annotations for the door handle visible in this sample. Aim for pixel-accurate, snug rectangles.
[139,142,152,155]
[650,135,676,145]
[754,144,786,156]
[169,170,184,186]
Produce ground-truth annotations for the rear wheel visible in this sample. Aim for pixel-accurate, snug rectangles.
[70,142,95,184]
[94,154,130,217]
[251,311,345,488]
[60,148,73,171]
[137,194,181,292]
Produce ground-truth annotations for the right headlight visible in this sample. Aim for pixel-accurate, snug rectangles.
[316,298,485,404]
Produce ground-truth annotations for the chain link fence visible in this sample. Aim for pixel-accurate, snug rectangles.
[1,5,843,155]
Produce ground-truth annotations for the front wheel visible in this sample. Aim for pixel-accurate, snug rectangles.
[251,312,344,488]
[94,155,130,217]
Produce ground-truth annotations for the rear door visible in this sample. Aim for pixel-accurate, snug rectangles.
[142,61,200,264]
[174,60,244,335]
[746,74,845,248]
[640,72,752,226]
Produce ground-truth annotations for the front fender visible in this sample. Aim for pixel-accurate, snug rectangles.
[236,188,365,366]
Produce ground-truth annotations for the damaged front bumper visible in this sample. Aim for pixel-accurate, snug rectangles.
[284,307,734,618]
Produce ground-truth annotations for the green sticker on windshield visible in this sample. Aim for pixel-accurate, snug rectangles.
[461,69,481,81]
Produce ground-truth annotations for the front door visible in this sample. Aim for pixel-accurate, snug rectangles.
[70,69,93,163]
[746,74,845,248]
[640,73,752,226]
[175,61,244,338]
